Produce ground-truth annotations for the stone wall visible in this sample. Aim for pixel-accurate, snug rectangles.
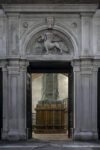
[0,4,100,141]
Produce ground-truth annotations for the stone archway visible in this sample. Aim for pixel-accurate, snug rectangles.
[1,22,78,140]
[23,26,77,140]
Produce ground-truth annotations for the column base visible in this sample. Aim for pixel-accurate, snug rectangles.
[73,131,98,141]
[1,130,8,140]
[2,129,26,141]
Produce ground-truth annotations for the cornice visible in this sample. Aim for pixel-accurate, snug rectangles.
[2,4,99,13]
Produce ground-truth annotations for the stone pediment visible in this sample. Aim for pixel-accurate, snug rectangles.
[26,29,74,55]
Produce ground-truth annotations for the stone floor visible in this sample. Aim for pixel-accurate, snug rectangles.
[32,133,69,140]
[0,139,100,150]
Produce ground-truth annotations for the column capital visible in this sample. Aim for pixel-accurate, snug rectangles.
[6,59,28,74]
[73,66,80,72]
[72,60,81,72]
[2,67,7,72]
[7,66,20,75]
[0,60,7,68]
[80,12,94,17]
[6,12,20,18]
[72,58,98,74]
[7,59,28,66]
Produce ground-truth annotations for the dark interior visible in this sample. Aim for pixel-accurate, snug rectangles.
[0,68,3,140]
[98,68,100,139]
[27,61,72,73]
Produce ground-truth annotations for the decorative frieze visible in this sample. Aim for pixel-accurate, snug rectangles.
[97,25,100,52]
[0,18,6,58]
[7,14,19,56]
[81,13,93,56]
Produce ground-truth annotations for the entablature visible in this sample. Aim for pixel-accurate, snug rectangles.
[2,4,98,14]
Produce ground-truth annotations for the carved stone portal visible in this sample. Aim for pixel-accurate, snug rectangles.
[26,29,74,55]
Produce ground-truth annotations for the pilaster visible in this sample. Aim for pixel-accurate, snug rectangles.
[1,67,8,140]
[73,58,98,140]
[81,13,93,56]
[2,59,28,140]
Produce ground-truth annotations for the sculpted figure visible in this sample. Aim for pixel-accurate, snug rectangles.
[38,32,62,54]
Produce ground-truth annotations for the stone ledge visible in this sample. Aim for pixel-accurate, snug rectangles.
[73,131,98,141]
[0,0,99,4]
[2,4,98,13]
[2,130,26,141]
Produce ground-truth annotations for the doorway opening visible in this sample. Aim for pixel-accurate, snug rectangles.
[26,61,73,140]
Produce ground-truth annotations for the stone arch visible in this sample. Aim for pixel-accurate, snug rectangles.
[21,24,79,59]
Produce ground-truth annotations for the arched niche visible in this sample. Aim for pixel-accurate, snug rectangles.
[21,25,79,60]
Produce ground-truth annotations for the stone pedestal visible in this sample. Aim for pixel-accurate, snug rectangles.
[73,59,98,140]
